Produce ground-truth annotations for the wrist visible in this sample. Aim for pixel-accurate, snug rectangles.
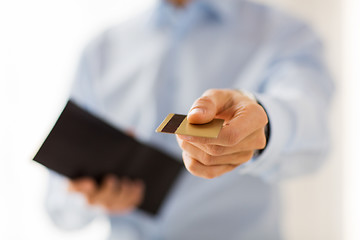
[236,89,270,158]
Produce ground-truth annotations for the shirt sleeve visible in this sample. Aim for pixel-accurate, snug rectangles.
[44,34,107,230]
[69,32,107,110]
[237,22,335,182]
[44,171,103,230]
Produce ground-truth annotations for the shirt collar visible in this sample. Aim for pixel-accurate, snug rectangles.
[152,0,240,27]
[199,0,240,21]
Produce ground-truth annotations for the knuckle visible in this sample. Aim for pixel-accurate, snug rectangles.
[237,151,253,164]
[243,151,254,162]
[196,95,214,107]
[179,139,186,150]
[260,112,268,126]
[227,130,240,146]
[184,157,204,178]
[207,145,224,156]
[255,104,268,125]
[203,170,217,179]
[263,111,269,124]
[247,151,255,159]
[185,158,197,173]
[244,102,257,113]
[187,168,202,178]
[201,153,214,166]
[256,135,267,149]
[197,137,211,145]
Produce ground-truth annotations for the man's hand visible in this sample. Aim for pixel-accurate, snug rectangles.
[68,176,145,214]
[176,89,268,179]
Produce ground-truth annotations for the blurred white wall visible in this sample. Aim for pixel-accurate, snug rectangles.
[343,0,360,239]
[0,1,156,239]
[0,0,348,239]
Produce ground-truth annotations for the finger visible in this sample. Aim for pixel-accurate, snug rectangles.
[179,103,267,146]
[178,128,266,156]
[68,178,97,196]
[91,176,117,206]
[108,178,133,211]
[110,179,144,213]
[182,152,238,179]
[179,137,254,166]
[187,89,234,124]
[131,180,145,206]
[120,180,145,210]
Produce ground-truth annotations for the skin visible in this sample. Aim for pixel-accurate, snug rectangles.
[176,89,268,179]
[168,0,191,7]
[68,176,144,213]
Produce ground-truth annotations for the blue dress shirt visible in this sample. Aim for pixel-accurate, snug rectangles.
[45,0,334,239]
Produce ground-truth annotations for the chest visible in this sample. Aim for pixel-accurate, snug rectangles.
[92,27,269,144]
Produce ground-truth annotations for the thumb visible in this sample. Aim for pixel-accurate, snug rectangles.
[187,89,233,124]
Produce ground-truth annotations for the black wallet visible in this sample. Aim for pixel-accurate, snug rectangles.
[33,100,183,215]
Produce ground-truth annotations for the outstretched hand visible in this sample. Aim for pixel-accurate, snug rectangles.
[176,89,268,179]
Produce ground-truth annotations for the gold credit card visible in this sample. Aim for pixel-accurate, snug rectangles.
[156,114,224,138]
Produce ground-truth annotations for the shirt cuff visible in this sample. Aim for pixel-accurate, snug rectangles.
[237,93,293,181]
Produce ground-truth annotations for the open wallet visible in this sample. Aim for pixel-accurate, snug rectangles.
[33,100,183,215]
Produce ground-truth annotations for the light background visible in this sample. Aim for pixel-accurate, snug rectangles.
[0,0,358,239]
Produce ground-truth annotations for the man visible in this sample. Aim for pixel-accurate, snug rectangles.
[46,0,334,239]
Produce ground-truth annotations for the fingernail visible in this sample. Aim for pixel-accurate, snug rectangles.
[189,108,204,116]
[178,135,193,141]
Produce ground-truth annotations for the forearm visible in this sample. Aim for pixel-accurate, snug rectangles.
[239,65,334,181]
